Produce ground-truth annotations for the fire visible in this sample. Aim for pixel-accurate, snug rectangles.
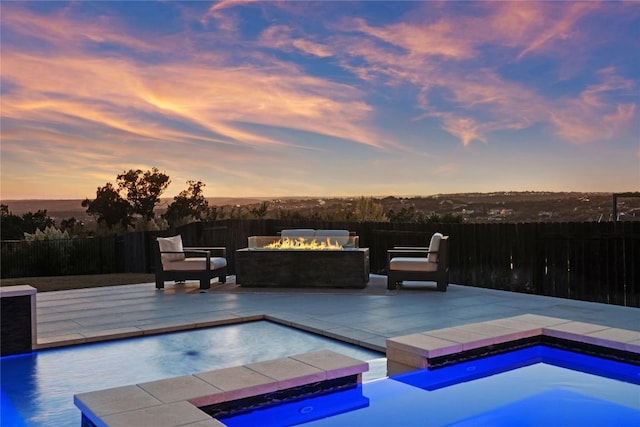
[265,237,344,250]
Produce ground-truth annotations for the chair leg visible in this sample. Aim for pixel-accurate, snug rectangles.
[219,274,226,284]
[387,274,401,290]
[155,277,164,289]
[199,278,210,290]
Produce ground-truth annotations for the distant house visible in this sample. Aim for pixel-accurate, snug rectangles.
[487,208,513,216]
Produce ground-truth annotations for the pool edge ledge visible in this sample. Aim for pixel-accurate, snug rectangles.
[74,349,369,427]
[386,314,640,375]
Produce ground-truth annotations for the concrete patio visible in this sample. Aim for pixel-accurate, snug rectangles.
[34,274,640,352]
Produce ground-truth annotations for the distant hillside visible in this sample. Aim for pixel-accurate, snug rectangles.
[1,197,283,221]
[2,192,638,223]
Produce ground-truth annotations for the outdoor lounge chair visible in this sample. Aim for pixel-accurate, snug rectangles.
[154,235,227,290]
[387,233,449,291]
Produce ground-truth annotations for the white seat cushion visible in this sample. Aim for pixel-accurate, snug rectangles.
[389,257,438,272]
[157,235,185,264]
[163,257,227,271]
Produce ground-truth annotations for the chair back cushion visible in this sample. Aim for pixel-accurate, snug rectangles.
[157,235,185,264]
[428,233,443,262]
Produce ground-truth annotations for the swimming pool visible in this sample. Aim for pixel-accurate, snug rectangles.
[0,321,382,427]
[221,345,640,426]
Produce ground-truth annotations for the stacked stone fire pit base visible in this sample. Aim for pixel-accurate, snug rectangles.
[235,248,370,288]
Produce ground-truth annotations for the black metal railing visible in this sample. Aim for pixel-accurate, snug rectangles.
[1,237,118,278]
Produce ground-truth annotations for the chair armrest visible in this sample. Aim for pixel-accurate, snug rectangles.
[388,249,437,256]
[160,250,210,259]
[182,249,209,256]
[393,246,430,250]
[388,249,438,264]
[183,247,227,257]
[160,250,211,257]
[184,246,225,250]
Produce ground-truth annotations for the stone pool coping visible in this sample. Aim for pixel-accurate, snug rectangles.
[74,349,369,427]
[74,314,639,426]
[35,313,388,353]
[35,313,270,350]
[386,314,640,374]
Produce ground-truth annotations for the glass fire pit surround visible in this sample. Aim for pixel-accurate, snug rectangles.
[246,234,359,250]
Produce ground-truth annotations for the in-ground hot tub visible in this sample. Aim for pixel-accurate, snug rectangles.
[235,230,369,288]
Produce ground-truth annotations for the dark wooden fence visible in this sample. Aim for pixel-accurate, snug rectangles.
[177,219,640,307]
[2,220,638,307]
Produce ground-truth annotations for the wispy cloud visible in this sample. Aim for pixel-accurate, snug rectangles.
[512,1,598,61]
[551,69,637,142]
[1,4,384,154]
[1,1,637,199]
[260,25,334,58]
[317,1,637,146]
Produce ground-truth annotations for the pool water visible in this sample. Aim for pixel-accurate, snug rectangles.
[222,345,640,427]
[0,321,382,427]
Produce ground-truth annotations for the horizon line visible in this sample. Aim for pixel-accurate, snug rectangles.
[1,190,627,203]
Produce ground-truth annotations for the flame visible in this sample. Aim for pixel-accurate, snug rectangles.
[265,237,343,250]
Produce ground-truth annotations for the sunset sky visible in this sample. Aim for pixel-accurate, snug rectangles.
[1,1,638,201]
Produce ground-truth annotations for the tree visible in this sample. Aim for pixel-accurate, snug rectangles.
[353,197,388,222]
[1,205,59,240]
[326,208,353,221]
[207,205,226,221]
[387,206,419,223]
[82,183,132,229]
[60,217,78,231]
[1,204,24,240]
[163,180,210,227]
[426,212,463,223]
[21,209,55,234]
[117,167,170,220]
[82,167,171,232]
[248,202,269,219]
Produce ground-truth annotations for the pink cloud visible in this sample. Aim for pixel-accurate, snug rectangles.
[549,70,637,143]
[260,25,334,58]
[3,50,381,148]
[351,17,477,60]
[325,2,635,146]
[1,5,386,155]
[438,115,488,147]
[512,2,599,61]
[2,5,162,55]
[1,1,636,198]
[551,100,636,143]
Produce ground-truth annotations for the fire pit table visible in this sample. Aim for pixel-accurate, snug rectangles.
[235,230,370,288]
